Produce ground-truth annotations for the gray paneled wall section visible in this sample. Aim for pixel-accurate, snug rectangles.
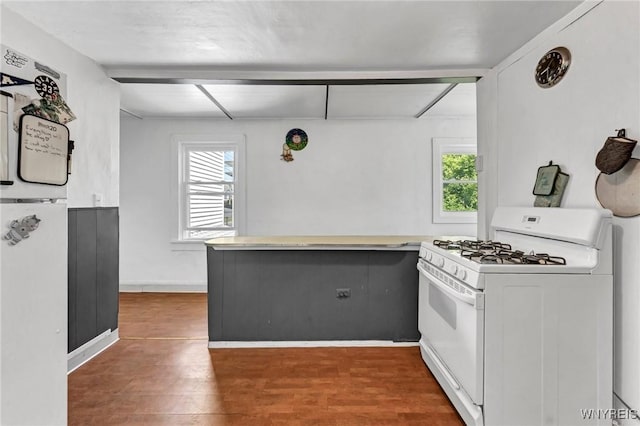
[68,207,119,353]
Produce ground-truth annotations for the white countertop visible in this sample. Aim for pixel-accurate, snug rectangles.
[205,235,436,250]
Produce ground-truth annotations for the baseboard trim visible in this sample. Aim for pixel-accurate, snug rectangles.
[120,283,207,293]
[68,329,119,374]
[208,340,420,349]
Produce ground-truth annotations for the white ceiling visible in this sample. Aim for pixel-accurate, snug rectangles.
[4,0,581,119]
[120,84,229,118]
[201,84,327,119]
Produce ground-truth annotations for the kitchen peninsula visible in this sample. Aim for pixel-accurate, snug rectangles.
[206,236,434,345]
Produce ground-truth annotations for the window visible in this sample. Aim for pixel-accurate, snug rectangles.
[432,138,477,223]
[177,137,245,241]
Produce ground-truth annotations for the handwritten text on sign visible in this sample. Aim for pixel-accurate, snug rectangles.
[19,114,69,185]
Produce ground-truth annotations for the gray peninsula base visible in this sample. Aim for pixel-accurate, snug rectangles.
[207,248,420,342]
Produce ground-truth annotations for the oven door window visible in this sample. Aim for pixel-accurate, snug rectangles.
[429,282,457,329]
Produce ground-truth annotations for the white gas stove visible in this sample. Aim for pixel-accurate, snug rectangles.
[419,207,612,289]
[417,207,613,426]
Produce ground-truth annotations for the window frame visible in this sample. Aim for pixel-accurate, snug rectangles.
[173,135,246,245]
[432,137,477,224]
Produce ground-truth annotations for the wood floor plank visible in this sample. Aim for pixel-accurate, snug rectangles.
[69,293,463,425]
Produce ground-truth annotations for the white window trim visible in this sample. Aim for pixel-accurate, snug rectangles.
[171,135,246,248]
[432,137,477,224]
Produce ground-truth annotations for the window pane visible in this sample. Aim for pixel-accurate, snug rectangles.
[443,183,478,212]
[224,195,233,227]
[224,151,234,181]
[188,193,234,228]
[442,154,477,181]
[187,183,234,193]
[188,150,234,182]
[180,141,241,240]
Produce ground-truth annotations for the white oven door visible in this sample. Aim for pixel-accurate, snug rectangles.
[417,259,485,405]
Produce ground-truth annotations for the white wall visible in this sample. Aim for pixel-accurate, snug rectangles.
[120,116,477,289]
[1,7,120,208]
[477,0,640,417]
[0,6,120,425]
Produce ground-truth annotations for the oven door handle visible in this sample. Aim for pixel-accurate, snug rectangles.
[417,262,479,307]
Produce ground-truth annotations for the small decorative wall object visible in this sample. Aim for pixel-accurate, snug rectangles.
[595,129,640,217]
[596,159,640,217]
[281,143,293,162]
[533,161,560,196]
[0,73,33,88]
[281,128,308,162]
[533,161,569,207]
[21,74,76,125]
[3,214,41,245]
[595,129,637,175]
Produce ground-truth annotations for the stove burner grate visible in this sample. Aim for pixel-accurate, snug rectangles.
[433,239,512,251]
[436,240,566,265]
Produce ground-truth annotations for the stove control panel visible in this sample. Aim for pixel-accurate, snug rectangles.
[418,260,481,301]
[418,244,481,289]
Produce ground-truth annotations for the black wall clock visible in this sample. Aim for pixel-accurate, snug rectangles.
[535,47,571,88]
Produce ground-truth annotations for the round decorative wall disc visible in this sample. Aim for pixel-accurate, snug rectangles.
[286,128,308,151]
[595,158,640,217]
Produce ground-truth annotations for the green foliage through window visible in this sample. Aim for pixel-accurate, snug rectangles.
[442,154,478,212]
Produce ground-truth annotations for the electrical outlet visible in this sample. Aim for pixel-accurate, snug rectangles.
[336,288,351,298]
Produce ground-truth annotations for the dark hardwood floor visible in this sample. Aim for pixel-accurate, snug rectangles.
[68,293,463,425]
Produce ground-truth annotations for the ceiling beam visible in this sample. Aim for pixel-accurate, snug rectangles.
[119,108,143,120]
[414,83,458,118]
[114,76,478,86]
[106,68,485,85]
[195,85,233,120]
[324,85,329,120]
